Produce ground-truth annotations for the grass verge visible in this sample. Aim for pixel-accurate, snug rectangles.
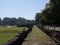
[0,27,28,45]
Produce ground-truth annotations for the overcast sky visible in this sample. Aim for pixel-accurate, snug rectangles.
[0,0,49,20]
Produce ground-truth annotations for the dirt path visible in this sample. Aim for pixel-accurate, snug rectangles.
[22,25,56,45]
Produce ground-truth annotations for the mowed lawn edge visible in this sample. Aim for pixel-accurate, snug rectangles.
[0,26,28,45]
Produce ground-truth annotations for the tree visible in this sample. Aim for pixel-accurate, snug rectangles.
[35,13,42,24]
[50,0,60,25]
[0,18,2,25]
[10,17,17,25]
[2,17,11,25]
[0,17,34,26]
[17,17,26,25]
[35,0,60,26]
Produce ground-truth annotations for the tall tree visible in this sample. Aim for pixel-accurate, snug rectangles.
[10,18,17,25]
[35,13,42,24]
[50,0,60,25]
[2,17,11,25]
[0,18,2,25]
[35,0,60,25]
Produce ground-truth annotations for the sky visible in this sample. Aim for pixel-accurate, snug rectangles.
[0,0,49,20]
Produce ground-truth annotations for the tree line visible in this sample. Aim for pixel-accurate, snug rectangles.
[0,17,35,26]
[35,0,60,26]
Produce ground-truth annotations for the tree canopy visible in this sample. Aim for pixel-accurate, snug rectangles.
[0,17,35,26]
[35,0,60,26]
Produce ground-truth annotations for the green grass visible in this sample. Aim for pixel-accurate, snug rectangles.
[22,25,56,45]
[0,26,28,45]
[27,25,52,42]
[31,26,51,41]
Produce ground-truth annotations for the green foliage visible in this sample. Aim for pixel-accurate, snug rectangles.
[50,0,60,25]
[0,17,35,26]
[10,17,17,25]
[35,0,60,25]
[0,18,2,25]
[35,13,42,24]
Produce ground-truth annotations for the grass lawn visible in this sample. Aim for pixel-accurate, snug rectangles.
[0,26,28,45]
[22,25,56,45]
